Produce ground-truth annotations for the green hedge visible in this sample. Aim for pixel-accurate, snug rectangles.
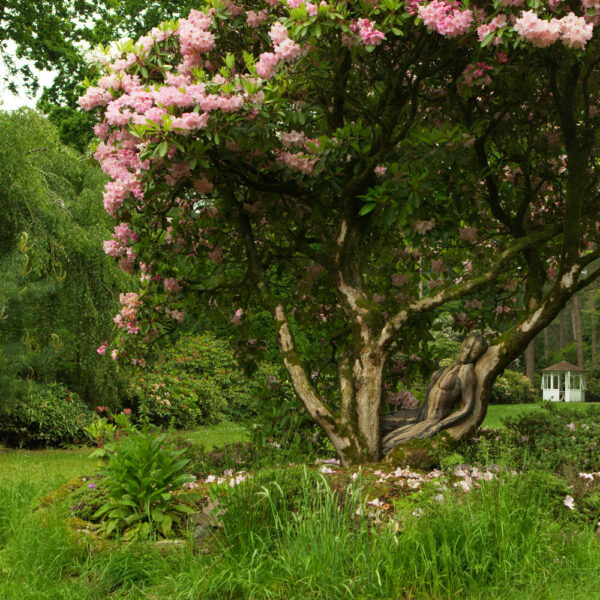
[0,381,94,447]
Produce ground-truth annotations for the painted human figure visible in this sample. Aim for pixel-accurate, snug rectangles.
[381,332,488,456]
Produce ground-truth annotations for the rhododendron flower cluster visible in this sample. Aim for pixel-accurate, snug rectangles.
[417,1,473,38]
[352,18,386,46]
[514,10,593,49]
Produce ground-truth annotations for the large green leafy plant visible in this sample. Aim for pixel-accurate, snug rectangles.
[93,427,196,540]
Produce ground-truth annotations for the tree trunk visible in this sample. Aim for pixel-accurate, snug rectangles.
[591,288,597,364]
[571,295,585,368]
[524,339,535,386]
[543,327,550,359]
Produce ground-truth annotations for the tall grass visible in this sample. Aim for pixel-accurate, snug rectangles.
[1,466,599,599]
[168,468,600,600]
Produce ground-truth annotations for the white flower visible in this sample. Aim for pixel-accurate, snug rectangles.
[454,479,472,493]
[564,495,576,510]
[320,466,336,474]
[411,507,424,517]
[579,473,594,481]
[367,498,384,508]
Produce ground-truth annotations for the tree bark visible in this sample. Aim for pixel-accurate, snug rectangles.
[591,288,597,364]
[524,339,535,386]
[571,295,585,368]
[543,327,550,359]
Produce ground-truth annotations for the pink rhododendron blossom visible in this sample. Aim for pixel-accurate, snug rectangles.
[97,341,109,355]
[126,322,140,334]
[270,22,290,45]
[281,130,307,147]
[557,13,593,49]
[247,10,268,27]
[514,11,561,48]
[193,176,214,195]
[477,14,507,44]
[208,248,224,264]
[114,222,136,244]
[103,239,124,258]
[163,277,183,294]
[178,10,215,55]
[417,1,473,38]
[459,227,478,242]
[277,151,318,174]
[392,273,409,286]
[78,86,112,110]
[431,259,444,273]
[168,309,186,323]
[413,219,435,234]
[355,18,386,45]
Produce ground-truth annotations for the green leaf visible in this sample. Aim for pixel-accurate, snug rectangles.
[160,515,172,536]
[172,504,195,514]
[358,203,376,216]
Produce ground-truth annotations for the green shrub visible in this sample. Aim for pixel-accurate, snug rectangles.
[92,427,197,540]
[248,362,331,461]
[490,370,537,404]
[128,333,253,428]
[0,381,94,447]
[461,403,600,473]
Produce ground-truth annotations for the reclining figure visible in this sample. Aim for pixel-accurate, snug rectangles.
[381,332,488,456]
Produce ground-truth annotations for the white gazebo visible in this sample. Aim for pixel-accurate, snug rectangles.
[541,361,586,402]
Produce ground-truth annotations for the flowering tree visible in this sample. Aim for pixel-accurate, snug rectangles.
[81,0,600,464]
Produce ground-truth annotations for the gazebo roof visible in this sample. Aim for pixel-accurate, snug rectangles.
[541,361,585,373]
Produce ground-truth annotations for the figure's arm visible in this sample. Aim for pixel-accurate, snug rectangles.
[381,408,421,434]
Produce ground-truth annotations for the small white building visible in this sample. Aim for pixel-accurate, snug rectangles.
[541,361,586,402]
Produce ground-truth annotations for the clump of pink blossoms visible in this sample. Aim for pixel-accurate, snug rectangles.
[417,1,473,38]
[514,10,593,49]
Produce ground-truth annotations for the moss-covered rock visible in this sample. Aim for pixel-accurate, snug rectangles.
[383,432,457,470]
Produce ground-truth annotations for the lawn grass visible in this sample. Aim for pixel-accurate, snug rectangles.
[482,402,600,428]
[0,420,249,488]
[178,420,249,448]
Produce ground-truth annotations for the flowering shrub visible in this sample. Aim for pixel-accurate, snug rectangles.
[79,0,600,464]
[0,382,94,447]
[127,333,252,427]
[490,370,537,405]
